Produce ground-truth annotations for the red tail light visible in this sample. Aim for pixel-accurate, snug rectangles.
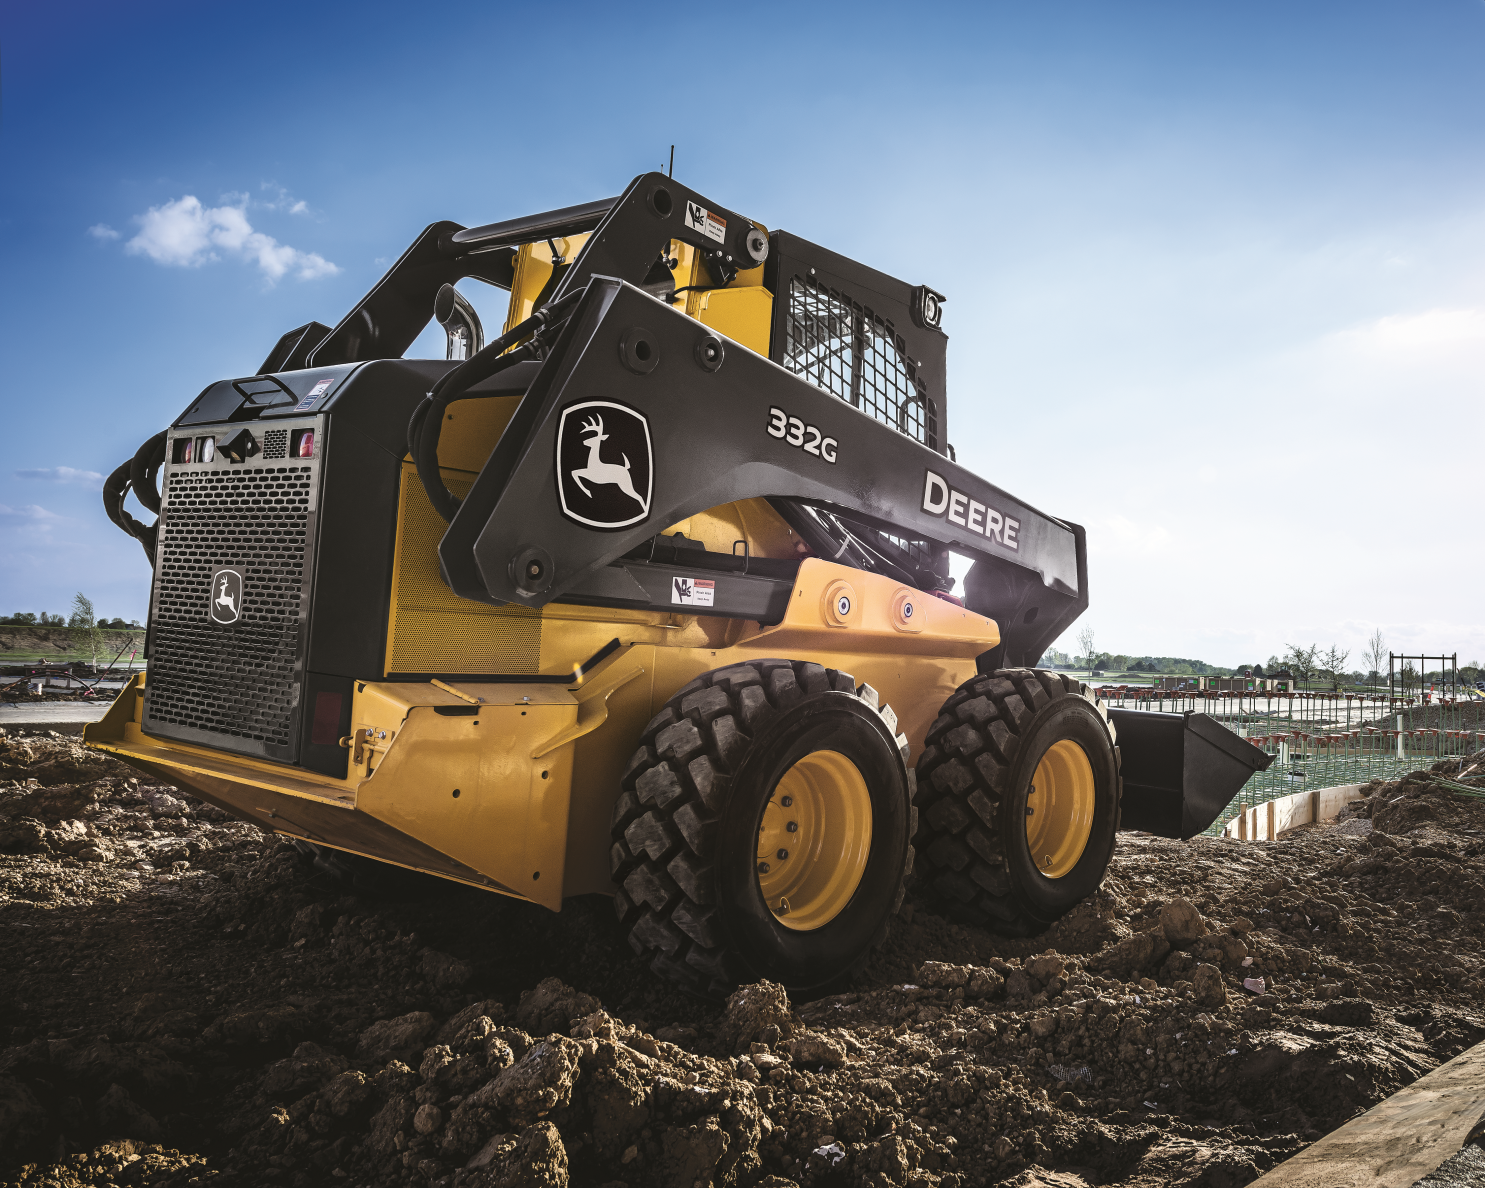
[293,429,315,458]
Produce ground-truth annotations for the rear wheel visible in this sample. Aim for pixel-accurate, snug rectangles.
[912,668,1120,935]
[610,659,914,997]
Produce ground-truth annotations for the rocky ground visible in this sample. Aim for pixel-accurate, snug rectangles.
[2,731,1484,1188]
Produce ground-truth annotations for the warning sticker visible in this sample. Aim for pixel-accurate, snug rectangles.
[671,576,715,607]
[294,377,337,411]
[683,200,727,244]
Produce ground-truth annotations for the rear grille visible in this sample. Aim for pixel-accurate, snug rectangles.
[782,276,937,448]
[262,429,289,459]
[144,447,319,760]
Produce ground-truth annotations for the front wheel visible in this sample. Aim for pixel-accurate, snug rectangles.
[913,668,1120,935]
[610,659,914,997]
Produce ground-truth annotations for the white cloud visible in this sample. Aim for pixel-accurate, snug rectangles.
[1331,307,1485,352]
[259,182,310,215]
[15,467,105,489]
[88,224,120,240]
[123,194,338,282]
[0,504,63,530]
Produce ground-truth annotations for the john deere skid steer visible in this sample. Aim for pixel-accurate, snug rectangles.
[92,174,1269,995]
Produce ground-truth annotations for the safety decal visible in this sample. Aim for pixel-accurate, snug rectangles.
[555,400,654,530]
[671,577,715,607]
[294,377,337,411]
[209,567,244,625]
[684,201,727,244]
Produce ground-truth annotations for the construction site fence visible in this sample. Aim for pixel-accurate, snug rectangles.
[1090,686,1485,837]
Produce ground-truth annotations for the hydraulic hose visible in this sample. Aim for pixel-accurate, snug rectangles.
[103,429,167,564]
[411,289,584,523]
[129,430,167,515]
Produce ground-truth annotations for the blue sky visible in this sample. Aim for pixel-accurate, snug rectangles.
[3,1,1483,667]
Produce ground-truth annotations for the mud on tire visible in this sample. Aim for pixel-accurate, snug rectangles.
[610,658,915,997]
[913,667,1121,936]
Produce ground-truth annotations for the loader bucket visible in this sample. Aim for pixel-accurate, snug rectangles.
[1108,709,1273,839]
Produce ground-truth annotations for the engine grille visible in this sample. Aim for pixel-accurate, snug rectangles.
[782,276,937,449]
[144,445,319,761]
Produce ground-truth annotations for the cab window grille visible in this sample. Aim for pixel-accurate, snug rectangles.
[144,458,317,758]
[783,276,936,449]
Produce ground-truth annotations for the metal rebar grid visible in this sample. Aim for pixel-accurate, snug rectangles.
[1085,683,1485,836]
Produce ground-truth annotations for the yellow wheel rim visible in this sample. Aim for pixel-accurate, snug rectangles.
[756,750,873,931]
[1024,739,1096,878]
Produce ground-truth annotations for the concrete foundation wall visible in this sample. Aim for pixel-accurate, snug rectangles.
[1222,783,1366,841]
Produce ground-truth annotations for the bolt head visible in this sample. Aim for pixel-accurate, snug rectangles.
[777,848,789,860]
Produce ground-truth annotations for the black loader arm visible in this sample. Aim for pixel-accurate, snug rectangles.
[439,277,1085,657]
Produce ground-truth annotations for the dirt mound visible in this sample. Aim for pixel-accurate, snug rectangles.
[2,730,1484,1187]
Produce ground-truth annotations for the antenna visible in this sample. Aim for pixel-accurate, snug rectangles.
[668,145,674,178]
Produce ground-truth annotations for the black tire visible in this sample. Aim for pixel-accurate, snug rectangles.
[912,668,1120,936]
[610,658,915,997]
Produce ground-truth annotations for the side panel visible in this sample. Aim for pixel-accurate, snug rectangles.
[355,701,577,909]
[384,462,542,679]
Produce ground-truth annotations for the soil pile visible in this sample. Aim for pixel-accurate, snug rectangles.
[2,732,1484,1188]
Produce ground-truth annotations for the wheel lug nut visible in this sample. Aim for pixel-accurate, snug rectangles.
[1026,806,1035,816]
[757,861,771,874]
[780,796,793,807]
[786,821,798,833]
[777,848,789,860]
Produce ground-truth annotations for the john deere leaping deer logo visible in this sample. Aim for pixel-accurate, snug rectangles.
[208,567,244,625]
[556,400,653,530]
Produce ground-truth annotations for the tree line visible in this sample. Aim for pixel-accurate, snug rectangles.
[1049,626,1480,689]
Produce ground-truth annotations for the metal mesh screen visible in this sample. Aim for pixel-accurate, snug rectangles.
[144,455,317,757]
[261,429,289,460]
[782,276,936,448]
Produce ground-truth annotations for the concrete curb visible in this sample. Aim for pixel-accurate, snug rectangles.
[1223,783,1367,840]
[0,703,111,736]
[1249,1039,1485,1187]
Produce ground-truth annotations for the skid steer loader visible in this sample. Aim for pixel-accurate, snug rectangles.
[92,173,1269,995]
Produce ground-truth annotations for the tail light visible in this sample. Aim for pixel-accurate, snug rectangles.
[293,429,315,458]
[196,436,215,463]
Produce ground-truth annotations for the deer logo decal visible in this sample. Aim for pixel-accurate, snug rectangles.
[556,401,653,529]
[209,567,244,625]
